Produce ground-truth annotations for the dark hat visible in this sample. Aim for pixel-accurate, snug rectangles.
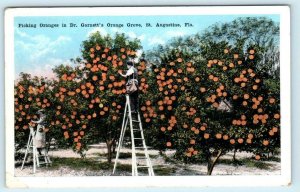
[126,61,134,66]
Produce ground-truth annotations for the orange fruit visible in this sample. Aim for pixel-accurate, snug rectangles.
[244,94,250,99]
[237,138,244,144]
[263,140,269,146]
[255,155,261,160]
[204,133,210,139]
[249,55,255,60]
[200,87,206,93]
[216,133,222,139]
[186,152,192,157]
[269,98,275,104]
[194,118,201,124]
[272,127,278,133]
[213,77,219,82]
[200,126,206,131]
[166,142,172,147]
[223,135,229,140]
[274,114,280,119]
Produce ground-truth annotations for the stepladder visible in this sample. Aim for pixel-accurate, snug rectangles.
[21,126,52,173]
[113,94,155,176]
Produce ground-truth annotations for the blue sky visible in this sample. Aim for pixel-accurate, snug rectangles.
[14,15,279,79]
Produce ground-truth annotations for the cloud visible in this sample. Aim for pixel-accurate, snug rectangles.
[148,36,165,46]
[111,27,124,34]
[127,31,146,41]
[14,29,73,79]
[15,31,71,61]
[86,27,108,37]
[20,58,72,80]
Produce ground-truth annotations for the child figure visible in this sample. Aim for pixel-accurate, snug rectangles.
[31,109,47,155]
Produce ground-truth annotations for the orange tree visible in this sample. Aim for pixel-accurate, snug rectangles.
[53,32,149,162]
[146,41,280,175]
[14,32,153,162]
[14,73,54,154]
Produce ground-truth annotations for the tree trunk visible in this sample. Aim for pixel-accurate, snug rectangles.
[207,149,223,175]
[106,139,114,163]
[112,140,116,154]
[233,148,237,162]
[159,150,163,156]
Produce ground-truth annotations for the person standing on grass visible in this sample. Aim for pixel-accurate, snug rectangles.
[118,61,139,113]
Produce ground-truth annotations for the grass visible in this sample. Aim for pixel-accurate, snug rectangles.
[27,156,176,176]
[17,151,279,176]
[218,158,272,170]
[45,157,112,171]
[153,165,177,176]
[37,157,131,174]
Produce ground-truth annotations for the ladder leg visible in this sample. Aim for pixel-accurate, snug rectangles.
[21,134,32,170]
[127,95,137,176]
[113,101,129,174]
[137,113,155,176]
[46,149,52,164]
[119,117,128,151]
[33,147,36,173]
[42,149,49,167]
[36,148,40,168]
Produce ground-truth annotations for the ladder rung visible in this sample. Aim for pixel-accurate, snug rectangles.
[38,155,49,158]
[137,165,149,168]
[134,138,143,140]
[38,162,51,165]
[136,157,147,159]
[132,120,140,123]
[132,129,140,131]
[135,147,146,149]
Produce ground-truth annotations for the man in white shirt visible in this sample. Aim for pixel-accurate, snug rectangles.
[119,61,139,113]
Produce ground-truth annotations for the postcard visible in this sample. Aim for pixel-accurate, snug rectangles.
[5,6,290,188]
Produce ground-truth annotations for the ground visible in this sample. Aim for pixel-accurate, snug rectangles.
[15,143,280,176]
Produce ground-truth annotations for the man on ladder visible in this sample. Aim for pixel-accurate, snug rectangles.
[118,61,139,113]
[114,60,155,176]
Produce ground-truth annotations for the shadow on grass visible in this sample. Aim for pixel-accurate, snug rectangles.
[28,157,132,174]
[94,152,158,159]
[218,158,273,170]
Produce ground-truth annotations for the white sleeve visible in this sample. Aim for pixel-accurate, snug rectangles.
[33,115,45,124]
[125,67,134,76]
